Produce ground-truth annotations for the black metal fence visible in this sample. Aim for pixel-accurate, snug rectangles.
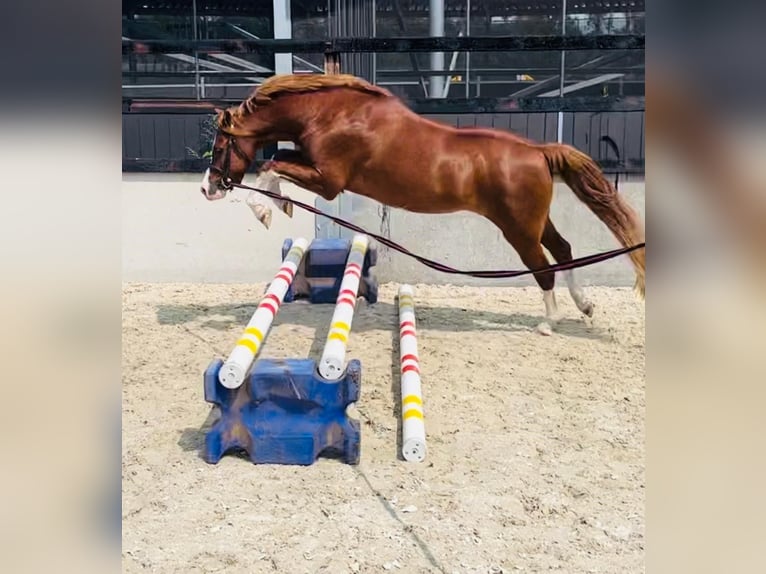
[122,29,644,175]
[122,106,644,174]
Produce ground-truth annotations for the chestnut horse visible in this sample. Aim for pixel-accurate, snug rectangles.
[201,73,644,334]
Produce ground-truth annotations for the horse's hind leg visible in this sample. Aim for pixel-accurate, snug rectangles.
[517,240,561,335]
[486,179,562,334]
[541,218,595,317]
[495,222,560,335]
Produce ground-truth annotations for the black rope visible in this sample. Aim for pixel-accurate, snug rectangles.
[230,182,645,280]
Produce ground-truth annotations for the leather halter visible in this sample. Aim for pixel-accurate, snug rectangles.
[208,128,255,190]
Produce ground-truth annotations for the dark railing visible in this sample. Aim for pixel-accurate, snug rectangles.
[123,0,645,17]
[122,34,645,55]
[123,106,645,175]
[123,95,644,115]
[122,157,644,175]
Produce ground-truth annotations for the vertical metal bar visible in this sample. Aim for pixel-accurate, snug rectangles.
[557,0,567,142]
[274,0,293,150]
[429,0,444,98]
[357,0,361,75]
[318,0,339,239]
[192,0,200,100]
[372,0,377,83]
[465,0,470,98]
[273,0,293,76]
[323,2,345,240]
[128,14,137,81]
[441,31,463,98]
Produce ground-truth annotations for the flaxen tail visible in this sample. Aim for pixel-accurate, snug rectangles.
[540,143,645,297]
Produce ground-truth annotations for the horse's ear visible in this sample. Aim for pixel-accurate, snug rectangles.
[212,107,226,128]
[214,108,233,128]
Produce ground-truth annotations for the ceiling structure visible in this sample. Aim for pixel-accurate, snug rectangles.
[123,0,644,101]
[123,0,645,19]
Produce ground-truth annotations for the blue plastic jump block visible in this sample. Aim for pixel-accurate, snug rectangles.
[202,357,361,466]
[281,238,378,304]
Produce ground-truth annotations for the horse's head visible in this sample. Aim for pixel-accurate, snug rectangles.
[200,107,260,200]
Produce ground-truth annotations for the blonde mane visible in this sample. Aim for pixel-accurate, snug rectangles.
[233,73,392,118]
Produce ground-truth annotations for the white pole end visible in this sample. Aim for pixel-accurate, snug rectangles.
[402,438,427,462]
[318,356,345,381]
[218,363,246,389]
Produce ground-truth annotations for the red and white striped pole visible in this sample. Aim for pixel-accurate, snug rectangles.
[218,237,310,389]
[398,284,426,462]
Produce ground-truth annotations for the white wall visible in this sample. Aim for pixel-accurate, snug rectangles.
[122,173,316,283]
[123,173,645,287]
[359,177,646,287]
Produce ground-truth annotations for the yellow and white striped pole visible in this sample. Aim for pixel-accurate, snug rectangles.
[398,284,426,462]
[318,234,369,380]
[218,237,310,389]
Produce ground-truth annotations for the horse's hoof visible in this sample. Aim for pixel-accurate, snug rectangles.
[248,202,273,229]
[536,321,553,336]
[581,301,595,318]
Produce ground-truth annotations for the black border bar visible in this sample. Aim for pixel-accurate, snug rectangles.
[122,34,645,55]
[123,95,645,115]
[122,157,645,175]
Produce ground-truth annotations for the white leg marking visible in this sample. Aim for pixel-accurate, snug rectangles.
[247,171,277,228]
[246,197,273,229]
[564,270,594,317]
[257,170,293,215]
[248,170,294,227]
[253,169,280,195]
[537,289,559,336]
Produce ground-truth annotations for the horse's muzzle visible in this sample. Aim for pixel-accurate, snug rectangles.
[200,168,229,200]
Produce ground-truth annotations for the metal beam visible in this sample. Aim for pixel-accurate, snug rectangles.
[227,24,323,73]
[123,0,646,18]
[429,0,445,98]
[538,73,624,97]
[509,76,560,98]
[122,34,646,55]
[209,53,272,73]
[557,0,567,142]
[122,95,646,115]
[122,157,645,175]
[392,0,428,97]
[374,66,644,77]
[273,0,292,75]
[163,54,265,83]
[409,95,644,114]
[441,30,464,99]
[274,0,293,151]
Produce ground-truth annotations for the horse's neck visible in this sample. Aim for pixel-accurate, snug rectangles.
[254,101,310,141]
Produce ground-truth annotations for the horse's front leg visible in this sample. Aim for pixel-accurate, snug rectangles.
[247,150,331,228]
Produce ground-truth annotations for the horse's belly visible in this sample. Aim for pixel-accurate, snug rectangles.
[353,185,462,213]
[347,171,465,214]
